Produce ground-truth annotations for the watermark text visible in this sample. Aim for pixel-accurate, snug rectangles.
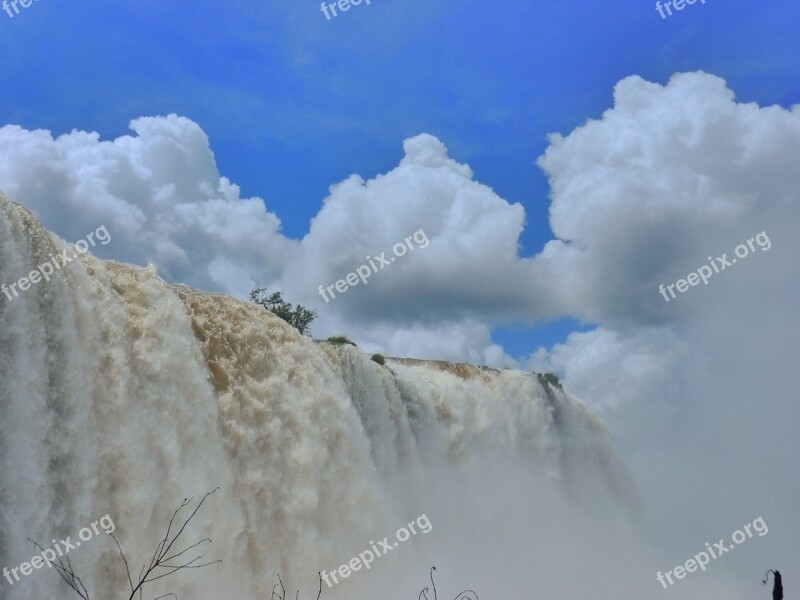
[318,228,429,303]
[2,224,111,302]
[2,514,115,587]
[658,230,771,303]
[322,513,432,588]
[656,516,768,589]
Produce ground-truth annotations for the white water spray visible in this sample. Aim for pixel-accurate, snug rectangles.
[1,194,644,599]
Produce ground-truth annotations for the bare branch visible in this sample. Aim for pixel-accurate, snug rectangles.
[418,567,478,600]
[30,488,220,600]
[110,533,136,594]
[272,573,287,600]
[28,538,90,600]
[270,572,324,600]
[161,537,213,564]
[158,489,219,562]
[121,488,221,600]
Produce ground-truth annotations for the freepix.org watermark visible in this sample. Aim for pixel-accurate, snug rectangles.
[656,516,768,589]
[1,224,111,302]
[658,231,771,303]
[320,0,372,21]
[2,0,41,20]
[2,514,115,587]
[655,0,707,20]
[318,228,429,304]
[321,513,432,588]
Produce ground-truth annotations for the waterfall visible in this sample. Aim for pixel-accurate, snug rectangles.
[0,193,640,599]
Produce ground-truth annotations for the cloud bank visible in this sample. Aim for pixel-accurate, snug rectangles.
[0,71,798,372]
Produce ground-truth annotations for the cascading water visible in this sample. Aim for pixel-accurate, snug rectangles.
[0,193,643,600]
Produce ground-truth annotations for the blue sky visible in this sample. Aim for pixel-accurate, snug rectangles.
[1,0,798,357]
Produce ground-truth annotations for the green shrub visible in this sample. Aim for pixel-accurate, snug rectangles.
[536,372,562,390]
[371,354,386,366]
[326,335,357,346]
[250,289,316,336]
